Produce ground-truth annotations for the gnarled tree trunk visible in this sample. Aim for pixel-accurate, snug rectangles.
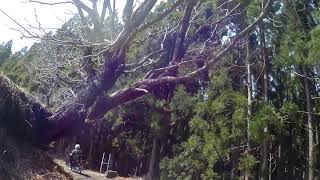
[0,0,272,147]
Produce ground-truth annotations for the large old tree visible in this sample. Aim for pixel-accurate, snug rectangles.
[0,0,273,145]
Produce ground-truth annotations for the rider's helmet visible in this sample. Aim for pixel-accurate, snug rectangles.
[75,144,80,150]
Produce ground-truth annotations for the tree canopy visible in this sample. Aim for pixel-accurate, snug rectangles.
[1,0,320,179]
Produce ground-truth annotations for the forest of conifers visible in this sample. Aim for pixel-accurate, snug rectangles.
[0,0,320,179]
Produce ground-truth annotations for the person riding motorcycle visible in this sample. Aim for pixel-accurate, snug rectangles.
[69,144,82,169]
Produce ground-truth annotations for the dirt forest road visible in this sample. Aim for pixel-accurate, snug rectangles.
[53,158,140,180]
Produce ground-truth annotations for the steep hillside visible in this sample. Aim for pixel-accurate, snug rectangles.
[0,131,71,180]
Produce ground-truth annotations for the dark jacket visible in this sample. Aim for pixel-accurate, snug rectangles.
[69,149,82,161]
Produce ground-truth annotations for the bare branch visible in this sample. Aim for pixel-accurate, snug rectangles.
[100,0,110,23]
[72,0,94,14]
[86,0,272,121]
[171,0,197,64]
[107,0,158,51]
[28,0,74,5]
[125,29,168,71]
[123,0,134,25]
[0,8,38,38]
[125,49,164,71]
[138,0,184,32]
[77,6,88,27]
[195,3,241,35]
[130,0,158,28]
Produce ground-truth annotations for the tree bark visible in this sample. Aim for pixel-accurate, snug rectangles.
[245,34,252,180]
[303,65,314,180]
[145,137,161,180]
[261,128,268,180]
[260,27,269,180]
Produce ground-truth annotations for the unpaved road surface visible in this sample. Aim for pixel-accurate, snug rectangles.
[53,158,140,180]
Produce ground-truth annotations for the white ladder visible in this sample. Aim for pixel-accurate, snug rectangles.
[99,152,111,173]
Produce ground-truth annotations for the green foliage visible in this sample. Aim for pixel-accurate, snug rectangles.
[280,101,299,114]
[0,58,29,88]
[161,131,218,180]
[276,30,307,66]
[0,46,30,89]
[0,40,12,64]
[211,68,230,89]
[308,26,320,63]
[247,0,262,22]
[161,76,248,179]
[1,0,320,179]
[170,86,199,122]
[239,154,259,171]
[250,104,281,143]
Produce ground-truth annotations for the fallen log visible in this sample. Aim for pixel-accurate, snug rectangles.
[0,73,51,144]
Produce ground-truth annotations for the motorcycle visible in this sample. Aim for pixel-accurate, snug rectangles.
[67,154,85,174]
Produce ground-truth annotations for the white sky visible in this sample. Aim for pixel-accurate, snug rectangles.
[0,0,126,52]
